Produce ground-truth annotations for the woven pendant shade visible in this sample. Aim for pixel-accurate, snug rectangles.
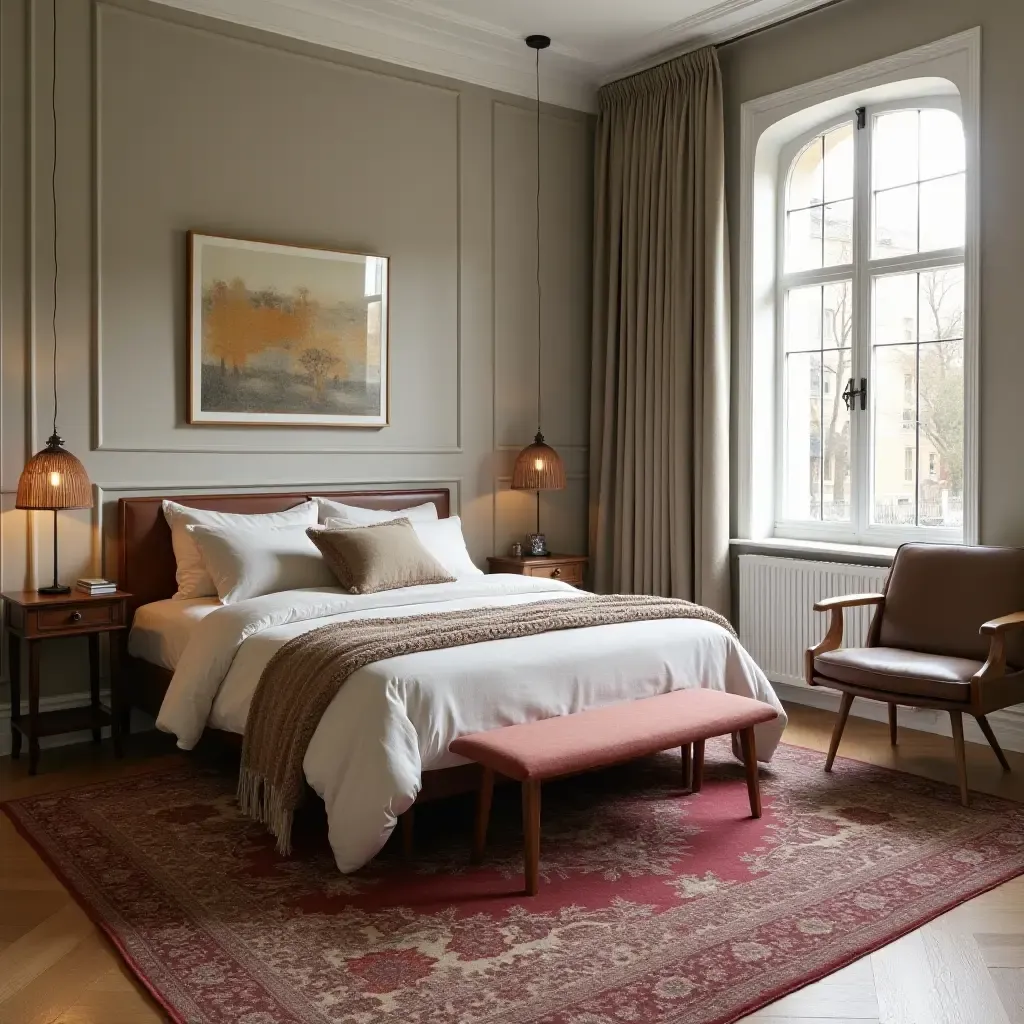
[16,434,93,510]
[511,431,566,491]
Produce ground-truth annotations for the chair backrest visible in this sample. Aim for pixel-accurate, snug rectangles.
[871,543,1024,669]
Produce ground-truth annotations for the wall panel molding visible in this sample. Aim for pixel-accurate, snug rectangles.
[90,0,464,456]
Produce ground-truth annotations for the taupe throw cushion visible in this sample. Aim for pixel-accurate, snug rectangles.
[307,518,455,594]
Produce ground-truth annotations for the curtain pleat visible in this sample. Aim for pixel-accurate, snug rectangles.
[589,47,731,613]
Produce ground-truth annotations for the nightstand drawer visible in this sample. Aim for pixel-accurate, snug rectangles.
[35,603,115,632]
[527,562,583,585]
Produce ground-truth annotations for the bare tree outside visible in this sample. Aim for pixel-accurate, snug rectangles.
[780,107,964,532]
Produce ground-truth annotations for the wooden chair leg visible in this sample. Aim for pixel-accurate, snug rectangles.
[824,692,855,773]
[949,711,970,807]
[472,767,494,862]
[400,807,414,860]
[739,727,761,819]
[975,715,1011,772]
[888,703,898,746]
[681,743,692,790]
[691,740,705,794]
[522,780,542,896]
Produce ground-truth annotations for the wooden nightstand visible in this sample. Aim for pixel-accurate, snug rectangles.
[487,554,588,588]
[2,589,130,774]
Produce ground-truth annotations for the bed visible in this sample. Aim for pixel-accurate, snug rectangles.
[119,488,786,873]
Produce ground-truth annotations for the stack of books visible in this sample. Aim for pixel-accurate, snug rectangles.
[77,578,117,596]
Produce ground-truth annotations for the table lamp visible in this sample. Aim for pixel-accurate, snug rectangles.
[15,1,94,595]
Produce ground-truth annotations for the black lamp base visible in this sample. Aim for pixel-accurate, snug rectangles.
[38,583,71,596]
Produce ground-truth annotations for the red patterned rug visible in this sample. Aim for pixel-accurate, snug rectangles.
[5,741,1024,1024]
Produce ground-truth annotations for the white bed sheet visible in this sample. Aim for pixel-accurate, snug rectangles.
[156,577,787,874]
[128,597,221,669]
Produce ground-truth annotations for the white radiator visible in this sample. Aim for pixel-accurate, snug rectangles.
[738,554,889,688]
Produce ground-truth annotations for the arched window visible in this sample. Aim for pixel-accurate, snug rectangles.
[777,100,965,537]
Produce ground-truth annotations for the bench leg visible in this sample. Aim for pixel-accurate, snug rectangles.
[691,740,705,794]
[473,766,494,863]
[400,807,414,860]
[681,743,692,790]
[739,727,761,819]
[522,779,541,896]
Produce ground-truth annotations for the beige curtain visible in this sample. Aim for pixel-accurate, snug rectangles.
[589,46,730,613]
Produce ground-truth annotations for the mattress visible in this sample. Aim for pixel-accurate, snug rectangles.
[128,597,221,670]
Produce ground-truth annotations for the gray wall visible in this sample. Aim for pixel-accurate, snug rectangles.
[0,0,593,703]
[720,0,1024,547]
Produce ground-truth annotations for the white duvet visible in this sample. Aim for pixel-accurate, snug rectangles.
[155,576,787,873]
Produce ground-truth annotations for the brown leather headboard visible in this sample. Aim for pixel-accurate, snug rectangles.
[117,488,450,616]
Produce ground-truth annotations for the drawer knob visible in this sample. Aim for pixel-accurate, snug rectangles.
[551,567,562,578]
[70,610,83,622]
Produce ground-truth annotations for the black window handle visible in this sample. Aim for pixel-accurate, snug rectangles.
[842,377,867,412]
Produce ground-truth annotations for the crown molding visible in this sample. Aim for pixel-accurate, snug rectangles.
[603,0,835,82]
[147,0,600,111]
[147,0,839,109]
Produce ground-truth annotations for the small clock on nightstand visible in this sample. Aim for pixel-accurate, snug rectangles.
[487,553,588,589]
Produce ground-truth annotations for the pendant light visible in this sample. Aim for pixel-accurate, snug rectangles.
[511,34,565,555]
[16,1,93,595]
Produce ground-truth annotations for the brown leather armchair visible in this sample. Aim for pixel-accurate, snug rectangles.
[806,543,1024,805]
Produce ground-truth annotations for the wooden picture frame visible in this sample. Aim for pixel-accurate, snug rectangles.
[187,232,389,427]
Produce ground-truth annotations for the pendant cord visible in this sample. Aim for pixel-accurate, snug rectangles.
[50,0,59,439]
[534,44,542,437]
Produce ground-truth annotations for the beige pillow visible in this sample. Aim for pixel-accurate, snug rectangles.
[307,519,455,595]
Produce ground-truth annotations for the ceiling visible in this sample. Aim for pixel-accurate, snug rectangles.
[152,0,836,111]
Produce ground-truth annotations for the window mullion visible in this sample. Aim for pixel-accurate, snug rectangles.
[852,106,873,541]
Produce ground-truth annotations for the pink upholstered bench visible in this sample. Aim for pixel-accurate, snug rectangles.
[449,689,780,895]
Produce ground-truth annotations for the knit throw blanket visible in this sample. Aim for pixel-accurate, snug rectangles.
[238,594,736,854]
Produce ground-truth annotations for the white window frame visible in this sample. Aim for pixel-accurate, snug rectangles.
[772,95,965,546]
[737,30,980,550]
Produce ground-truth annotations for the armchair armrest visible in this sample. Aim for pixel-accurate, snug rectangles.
[981,610,1024,635]
[804,593,885,687]
[813,593,885,612]
[973,610,1024,694]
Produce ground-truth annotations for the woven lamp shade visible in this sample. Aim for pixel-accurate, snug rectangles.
[511,432,566,491]
[16,435,93,510]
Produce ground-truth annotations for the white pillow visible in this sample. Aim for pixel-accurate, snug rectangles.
[162,499,318,600]
[313,496,438,526]
[410,517,482,578]
[185,523,337,605]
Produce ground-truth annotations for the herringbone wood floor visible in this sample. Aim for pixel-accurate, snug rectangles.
[1,704,1022,1023]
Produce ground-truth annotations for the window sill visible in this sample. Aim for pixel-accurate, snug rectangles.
[729,537,896,566]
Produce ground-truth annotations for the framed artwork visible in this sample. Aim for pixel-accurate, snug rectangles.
[187,232,389,427]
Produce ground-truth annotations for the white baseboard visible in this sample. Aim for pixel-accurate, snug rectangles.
[0,690,154,759]
[775,678,1024,753]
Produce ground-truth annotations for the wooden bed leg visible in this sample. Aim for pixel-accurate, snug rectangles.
[681,743,692,790]
[522,780,541,896]
[691,740,705,794]
[739,727,761,819]
[400,807,414,860]
[473,767,494,863]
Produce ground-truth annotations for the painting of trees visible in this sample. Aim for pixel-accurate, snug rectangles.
[298,347,341,397]
[190,235,388,425]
